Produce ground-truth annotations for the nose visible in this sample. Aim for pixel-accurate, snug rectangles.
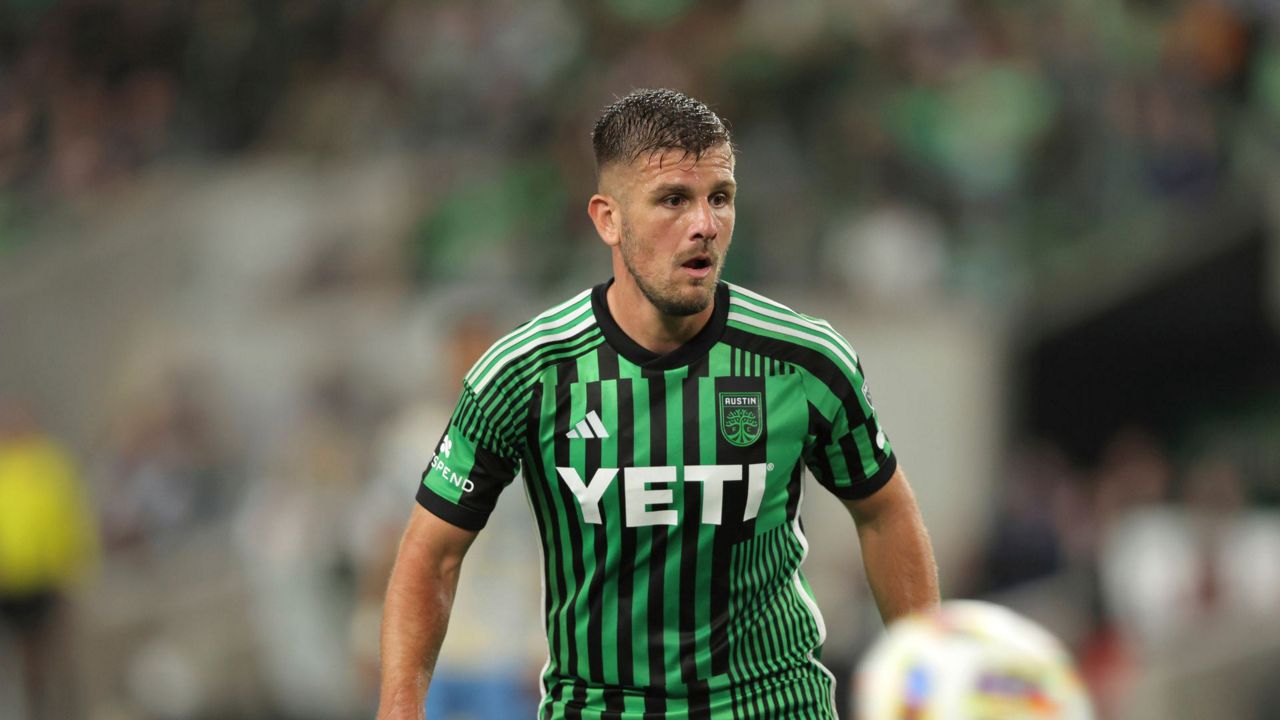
[690,198,718,242]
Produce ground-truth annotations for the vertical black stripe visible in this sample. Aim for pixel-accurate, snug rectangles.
[553,360,587,719]
[598,345,620,385]
[681,361,711,718]
[708,520,732,680]
[747,566,762,717]
[615,373,637,689]
[644,369,668,717]
[535,381,568,671]
[539,376,573,715]
[730,541,751,709]
[687,351,708,380]
[584,377,605,684]
[595,351,626,719]
[521,384,556,718]
[785,461,804,527]
[807,403,835,489]
[838,435,865,489]
[791,465,814,677]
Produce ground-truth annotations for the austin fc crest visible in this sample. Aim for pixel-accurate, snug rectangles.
[719,392,763,447]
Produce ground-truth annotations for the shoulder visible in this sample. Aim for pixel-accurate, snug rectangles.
[723,283,862,382]
[462,287,602,397]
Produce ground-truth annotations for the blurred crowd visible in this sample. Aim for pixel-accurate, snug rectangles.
[2,0,1279,296]
[967,430,1280,719]
[1,0,1279,719]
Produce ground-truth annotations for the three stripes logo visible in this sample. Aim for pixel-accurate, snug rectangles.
[566,410,610,440]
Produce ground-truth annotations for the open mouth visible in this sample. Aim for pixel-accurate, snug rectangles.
[682,256,713,271]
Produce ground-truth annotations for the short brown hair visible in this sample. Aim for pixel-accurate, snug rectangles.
[591,89,732,171]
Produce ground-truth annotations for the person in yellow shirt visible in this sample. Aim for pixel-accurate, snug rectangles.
[0,400,98,720]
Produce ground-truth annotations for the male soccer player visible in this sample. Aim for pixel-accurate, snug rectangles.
[378,89,939,719]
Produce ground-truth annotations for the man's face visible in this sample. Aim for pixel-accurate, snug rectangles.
[605,143,736,316]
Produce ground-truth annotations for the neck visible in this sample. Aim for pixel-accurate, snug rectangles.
[606,275,715,355]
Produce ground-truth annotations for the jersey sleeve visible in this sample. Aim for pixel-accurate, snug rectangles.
[416,383,522,531]
[801,354,898,500]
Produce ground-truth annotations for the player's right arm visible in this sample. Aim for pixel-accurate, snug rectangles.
[376,504,478,720]
[377,370,525,718]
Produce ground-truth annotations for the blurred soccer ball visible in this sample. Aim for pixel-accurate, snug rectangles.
[855,600,1094,720]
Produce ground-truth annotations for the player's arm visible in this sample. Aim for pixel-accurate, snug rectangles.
[843,465,939,624]
[376,504,478,720]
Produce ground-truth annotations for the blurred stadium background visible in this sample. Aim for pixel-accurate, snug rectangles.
[1,0,1279,718]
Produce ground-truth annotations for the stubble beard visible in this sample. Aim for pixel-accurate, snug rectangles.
[619,220,721,317]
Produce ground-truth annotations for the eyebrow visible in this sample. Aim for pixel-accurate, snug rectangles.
[650,180,737,197]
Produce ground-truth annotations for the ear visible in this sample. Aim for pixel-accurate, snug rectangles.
[588,193,621,248]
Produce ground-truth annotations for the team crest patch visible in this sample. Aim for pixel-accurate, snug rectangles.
[719,392,763,447]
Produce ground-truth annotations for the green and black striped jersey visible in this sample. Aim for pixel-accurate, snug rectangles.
[418,280,897,719]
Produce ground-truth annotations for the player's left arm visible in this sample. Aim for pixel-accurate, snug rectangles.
[843,464,939,624]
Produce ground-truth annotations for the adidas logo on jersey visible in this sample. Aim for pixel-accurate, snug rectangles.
[566,410,610,439]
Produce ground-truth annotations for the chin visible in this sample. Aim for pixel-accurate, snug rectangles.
[658,287,715,316]
[628,265,719,317]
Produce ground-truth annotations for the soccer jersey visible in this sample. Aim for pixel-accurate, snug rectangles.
[418,280,897,719]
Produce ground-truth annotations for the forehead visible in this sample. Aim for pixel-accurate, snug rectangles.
[614,143,736,190]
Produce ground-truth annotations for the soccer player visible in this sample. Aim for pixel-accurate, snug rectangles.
[378,89,939,719]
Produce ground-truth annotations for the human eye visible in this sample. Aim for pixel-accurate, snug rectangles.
[710,192,732,208]
[660,194,685,208]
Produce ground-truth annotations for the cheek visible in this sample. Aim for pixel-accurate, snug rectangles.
[624,222,662,266]
[717,212,735,245]
[639,218,681,251]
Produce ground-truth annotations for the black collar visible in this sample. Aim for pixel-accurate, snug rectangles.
[591,279,729,370]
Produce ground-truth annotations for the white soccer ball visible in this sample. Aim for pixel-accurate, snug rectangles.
[854,600,1094,720]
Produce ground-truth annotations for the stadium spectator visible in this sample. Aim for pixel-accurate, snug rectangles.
[0,399,98,720]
